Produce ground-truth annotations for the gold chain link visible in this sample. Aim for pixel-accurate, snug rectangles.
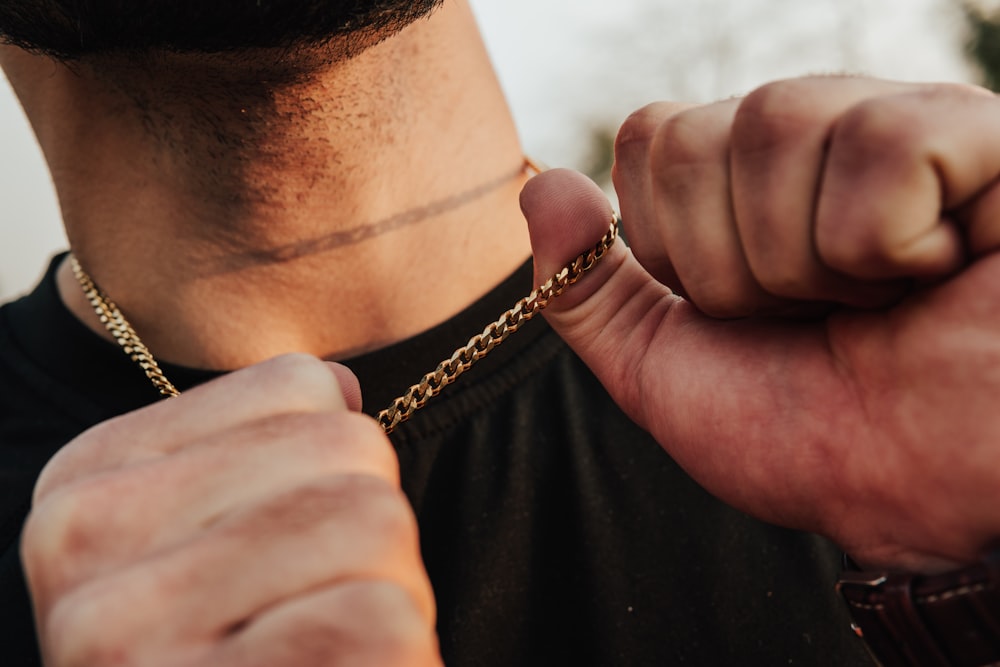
[70,256,182,398]
[376,215,619,433]
[69,214,620,434]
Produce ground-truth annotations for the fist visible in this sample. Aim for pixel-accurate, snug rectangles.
[613,76,1000,316]
[522,76,1000,573]
[21,354,441,666]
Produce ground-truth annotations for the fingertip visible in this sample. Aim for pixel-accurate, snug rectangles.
[519,169,616,281]
[519,168,609,221]
[326,363,363,412]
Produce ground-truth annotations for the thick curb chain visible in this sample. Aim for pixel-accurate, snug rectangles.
[70,256,181,398]
[69,213,620,434]
[376,214,620,433]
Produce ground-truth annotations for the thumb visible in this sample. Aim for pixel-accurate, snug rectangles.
[520,169,845,532]
[519,169,682,426]
[326,362,363,413]
[521,169,624,308]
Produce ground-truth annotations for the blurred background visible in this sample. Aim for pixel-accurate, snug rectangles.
[1,0,999,300]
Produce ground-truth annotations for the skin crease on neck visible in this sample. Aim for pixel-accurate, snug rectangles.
[0,0,533,371]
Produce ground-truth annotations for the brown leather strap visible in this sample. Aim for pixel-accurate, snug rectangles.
[837,552,1000,666]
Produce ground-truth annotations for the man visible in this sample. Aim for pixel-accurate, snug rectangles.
[1,1,998,665]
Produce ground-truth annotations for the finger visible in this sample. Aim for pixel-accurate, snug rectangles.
[329,362,363,412]
[24,411,397,607]
[648,98,780,317]
[521,168,841,527]
[730,76,912,303]
[612,101,696,288]
[39,475,435,663]
[963,179,1000,256]
[522,159,1000,569]
[523,169,634,314]
[818,83,1000,277]
[214,581,441,667]
[34,354,354,501]
[522,168,679,425]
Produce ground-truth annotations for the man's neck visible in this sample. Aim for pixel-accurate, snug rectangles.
[4,0,532,370]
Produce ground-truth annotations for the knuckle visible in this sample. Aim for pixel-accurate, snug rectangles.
[32,419,122,503]
[335,413,401,482]
[833,83,992,164]
[733,78,821,151]
[333,581,439,665]
[750,258,811,299]
[328,410,395,454]
[815,223,868,271]
[251,353,344,411]
[917,80,995,100]
[832,96,925,160]
[274,410,398,479]
[273,476,417,548]
[342,580,425,625]
[684,277,761,319]
[616,102,697,169]
[280,581,441,667]
[816,224,899,277]
[22,481,108,582]
[45,584,133,666]
[348,479,418,544]
[615,103,669,157]
[648,106,715,170]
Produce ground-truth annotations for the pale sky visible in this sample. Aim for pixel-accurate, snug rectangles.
[0,0,976,299]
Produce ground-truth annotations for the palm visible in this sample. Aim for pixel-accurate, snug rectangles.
[620,253,1000,570]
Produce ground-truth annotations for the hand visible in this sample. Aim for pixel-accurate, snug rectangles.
[521,76,1000,573]
[21,354,441,666]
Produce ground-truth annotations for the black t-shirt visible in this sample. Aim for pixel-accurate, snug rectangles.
[0,255,874,665]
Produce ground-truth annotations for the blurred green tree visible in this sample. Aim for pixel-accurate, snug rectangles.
[964,2,1000,90]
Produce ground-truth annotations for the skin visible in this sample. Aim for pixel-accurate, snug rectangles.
[24,355,442,666]
[522,78,1000,573]
[3,2,1000,664]
[5,2,525,662]
[0,0,532,369]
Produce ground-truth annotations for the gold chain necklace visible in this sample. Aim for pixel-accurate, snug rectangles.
[70,216,619,435]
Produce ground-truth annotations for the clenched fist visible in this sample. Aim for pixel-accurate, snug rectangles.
[21,354,441,667]
[522,76,1000,574]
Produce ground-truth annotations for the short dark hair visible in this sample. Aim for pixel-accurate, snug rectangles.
[0,0,443,59]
